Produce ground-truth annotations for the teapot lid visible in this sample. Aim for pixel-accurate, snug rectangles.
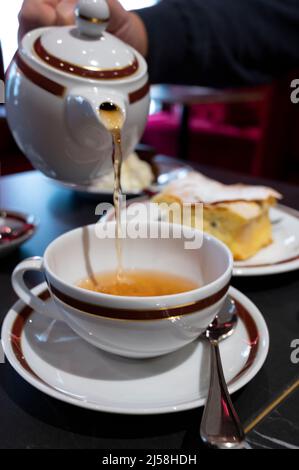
[31,0,139,80]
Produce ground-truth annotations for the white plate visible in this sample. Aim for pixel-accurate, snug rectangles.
[53,156,192,198]
[2,283,269,415]
[54,178,143,197]
[103,201,299,276]
[234,205,299,276]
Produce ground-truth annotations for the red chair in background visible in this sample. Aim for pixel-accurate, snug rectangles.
[188,99,262,175]
[143,80,296,180]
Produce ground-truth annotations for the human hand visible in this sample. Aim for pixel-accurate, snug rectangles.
[18,0,148,56]
[18,0,76,42]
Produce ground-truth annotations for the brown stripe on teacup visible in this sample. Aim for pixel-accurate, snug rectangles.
[34,36,139,80]
[49,283,230,321]
[15,53,66,97]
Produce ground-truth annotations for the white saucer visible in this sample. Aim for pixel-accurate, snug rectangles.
[2,283,269,415]
[103,202,299,276]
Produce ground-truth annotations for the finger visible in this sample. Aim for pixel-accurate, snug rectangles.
[105,0,148,56]
[56,0,77,25]
[106,0,129,34]
[19,0,58,26]
[18,0,59,40]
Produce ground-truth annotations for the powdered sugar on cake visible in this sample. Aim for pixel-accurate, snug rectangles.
[162,172,282,204]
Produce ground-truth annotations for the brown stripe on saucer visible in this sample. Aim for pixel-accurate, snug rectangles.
[15,53,66,97]
[49,283,230,321]
[34,36,139,80]
[129,81,150,104]
[228,299,259,385]
[10,290,51,379]
[9,289,260,404]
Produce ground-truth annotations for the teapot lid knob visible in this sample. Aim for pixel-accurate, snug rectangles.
[75,0,110,38]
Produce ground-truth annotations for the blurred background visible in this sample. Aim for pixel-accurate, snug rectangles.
[1,0,299,183]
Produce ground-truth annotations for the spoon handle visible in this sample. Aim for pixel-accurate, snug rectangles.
[200,341,245,449]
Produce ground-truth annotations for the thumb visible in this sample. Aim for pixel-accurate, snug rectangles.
[106,0,129,33]
[56,0,77,25]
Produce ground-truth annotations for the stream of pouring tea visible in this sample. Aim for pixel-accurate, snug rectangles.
[99,102,125,279]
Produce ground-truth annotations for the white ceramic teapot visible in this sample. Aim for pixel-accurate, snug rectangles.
[6,0,150,184]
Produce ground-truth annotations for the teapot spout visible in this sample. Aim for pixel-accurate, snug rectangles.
[65,87,127,140]
[98,100,126,132]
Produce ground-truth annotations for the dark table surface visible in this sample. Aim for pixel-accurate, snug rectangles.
[0,163,299,450]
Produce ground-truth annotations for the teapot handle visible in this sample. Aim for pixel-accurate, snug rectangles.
[75,0,110,37]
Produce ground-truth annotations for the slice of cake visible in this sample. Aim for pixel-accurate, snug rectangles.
[152,172,282,260]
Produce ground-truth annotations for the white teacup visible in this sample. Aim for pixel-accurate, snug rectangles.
[12,222,233,358]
